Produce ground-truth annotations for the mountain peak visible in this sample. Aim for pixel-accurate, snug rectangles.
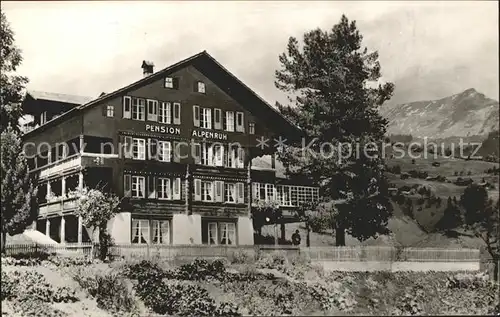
[462,88,478,95]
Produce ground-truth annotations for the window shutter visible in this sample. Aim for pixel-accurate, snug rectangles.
[173,77,179,89]
[101,104,107,116]
[253,183,259,200]
[173,177,181,200]
[173,102,181,125]
[214,108,222,130]
[172,142,180,162]
[193,105,200,127]
[236,112,244,132]
[148,176,156,199]
[123,96,131,119]
[124,136,133,158]
[215,181,224,202]
[238,148,245,168]
[148,138,158,160]
[147,100,158,121]
[208,144,214,166]
[237,182,245,203]
[124,174,131,197]
[194,143,201,164]
[193,81,198,92]
[194,179,202,201]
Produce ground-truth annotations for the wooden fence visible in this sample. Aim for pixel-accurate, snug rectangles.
[3,243,481,263]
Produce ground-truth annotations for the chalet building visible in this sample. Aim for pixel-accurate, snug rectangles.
[22,51,319,246]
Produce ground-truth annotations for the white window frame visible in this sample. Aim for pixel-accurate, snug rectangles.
[157,177,171,200]
[132,97,146,121]
[152,220,170,244]
[201,143,214,166]
[249,122,255,135]
[131,176,145,198]
[225,111,234,132]
[158,102,171,124]
[158,140,171,162]
[201,181,214,202]
[208,222,218,245]
[197,81,206,93]
[219,222,236,245]
[225,183,237,203]
[200,108,212,129]
[131,219,149,244]
[40,111,47,124]
[132,138,146,160]
[164,77,174,88]
[106,105,114,117]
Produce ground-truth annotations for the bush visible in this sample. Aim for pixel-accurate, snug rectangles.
[1,271,15,300]
[73,267,138,315]
[229,249,255,264]
[122,260,170,280]
[3,270,78,303]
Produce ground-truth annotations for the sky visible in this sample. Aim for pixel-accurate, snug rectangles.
[2,1,499,107]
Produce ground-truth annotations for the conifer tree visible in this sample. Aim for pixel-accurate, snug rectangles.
[275,15,395,245]
[1,126,38,251]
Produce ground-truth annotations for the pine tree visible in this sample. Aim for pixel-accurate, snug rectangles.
[436,197,461,232]
[275,15,394,245]
[1,126,38,251]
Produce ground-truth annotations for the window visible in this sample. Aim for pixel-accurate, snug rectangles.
[158,141,171,162]
[106,105,114,117]
[173,102,181,125]
[266,184,275,202]
[165,77,179,89]
[131,176,145,198]
[157,178,171,200]
[226,146,244,168]
[132,97,146,120]
[123,96,132,119]
[201,181,214,202]
[132,219,171,245]
[40,111,47,124]
[158,102,171,124]
[200,108,212,129]
[201,143,213,166]
[197,81,206,93]
[131,219,149,244]
[236,112,244,132]
[152,220,170,244]
[225,183,237,203]
[225,111,234,132]
[165,77,173,88]
[214,108,222,129]
[207,222,236,245]
[277,185,292,206]
[213,144,224,166]
[132,138,146,160]
[147,99,158,121]
[249,122,255,135]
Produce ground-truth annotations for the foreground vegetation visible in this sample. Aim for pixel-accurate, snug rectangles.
[1,252,498,316]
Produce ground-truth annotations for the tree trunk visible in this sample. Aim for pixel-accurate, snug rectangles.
[98,224,107,261]
[335,223,346,246]
[306,222,311,247]
[1,231,6,254]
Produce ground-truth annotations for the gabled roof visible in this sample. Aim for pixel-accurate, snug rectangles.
[26,90,94,105]
[24,51,301,138]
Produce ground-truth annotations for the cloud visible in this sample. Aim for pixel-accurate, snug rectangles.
[2,1,498,106]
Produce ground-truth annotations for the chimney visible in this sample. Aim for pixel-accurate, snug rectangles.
[141,60,154,78]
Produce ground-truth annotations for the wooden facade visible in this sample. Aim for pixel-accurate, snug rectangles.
[22,51,318,246]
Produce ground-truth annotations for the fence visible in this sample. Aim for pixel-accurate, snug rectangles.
[3,243,481,263]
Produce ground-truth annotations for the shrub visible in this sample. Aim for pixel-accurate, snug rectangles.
[4,270,78,303]
[229,249,254,264]
[1,271,15,300]
[176,258,227,281]
[73,267,138,315]
[122,260,170,280]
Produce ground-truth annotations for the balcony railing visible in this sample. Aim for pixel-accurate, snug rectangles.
[39,196,78,216]
[38,155,82,178]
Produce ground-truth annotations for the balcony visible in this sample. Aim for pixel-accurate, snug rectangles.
[38,155,82,178]
[39,196,78,216]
